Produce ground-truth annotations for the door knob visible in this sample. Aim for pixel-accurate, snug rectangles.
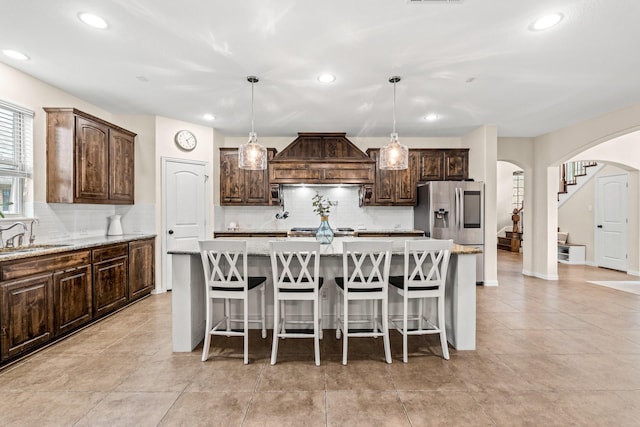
[168,229,174,234]
[597,225,603,228]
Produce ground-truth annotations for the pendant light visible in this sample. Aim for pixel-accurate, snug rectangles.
[238,76,267,170]
[379,76,408,170]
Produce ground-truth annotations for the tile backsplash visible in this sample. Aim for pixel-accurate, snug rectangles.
[0,202,156,244]
[216,186,413,231]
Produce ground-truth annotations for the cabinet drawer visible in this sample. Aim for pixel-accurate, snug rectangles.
[92,244,128,263]
[1,251,91,281]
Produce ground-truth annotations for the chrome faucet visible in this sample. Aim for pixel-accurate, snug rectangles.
[0,222,28,249]
[29,219,38,245]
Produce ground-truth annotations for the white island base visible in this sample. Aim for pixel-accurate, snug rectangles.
[170,237,477,353]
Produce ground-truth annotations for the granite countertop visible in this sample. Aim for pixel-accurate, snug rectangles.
[214,229,426,238]
[170,236,481,257]
[0,234,156,262]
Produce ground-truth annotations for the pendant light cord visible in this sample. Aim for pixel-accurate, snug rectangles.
[251,80,255,135]
[392,79,397,135]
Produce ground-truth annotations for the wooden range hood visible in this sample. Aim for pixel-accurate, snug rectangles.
[269,132,375,184]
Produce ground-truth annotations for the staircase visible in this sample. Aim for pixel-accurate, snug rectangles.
[558,161,600,204]
[498,205,523,252]
[498,231,523,252]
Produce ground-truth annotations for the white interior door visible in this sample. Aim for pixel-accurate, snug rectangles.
[596,174,628,271]
[162,158,209,290]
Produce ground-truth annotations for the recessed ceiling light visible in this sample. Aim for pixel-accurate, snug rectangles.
[203,114,215,121]
[317,74,336,83]
[78,12,108,29]
[530,13,563,31]
[2,50,29,61]
[424,113,439,122]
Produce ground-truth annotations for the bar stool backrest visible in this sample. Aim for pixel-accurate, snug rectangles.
[270,240,321,291]
[404,239,453,295]
[342,240,392,291]
[199,240,248,292]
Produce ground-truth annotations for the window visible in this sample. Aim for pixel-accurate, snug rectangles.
[0,100,33,217]
[512,170,524,211]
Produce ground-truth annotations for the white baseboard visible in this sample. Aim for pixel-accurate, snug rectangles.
[482,280,499,287]
[628,270,640,277]
[523,270,559,280]
[585,261,597,267]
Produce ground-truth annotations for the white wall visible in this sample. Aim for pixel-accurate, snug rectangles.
[0,63,156,236]
[463,125,498,286]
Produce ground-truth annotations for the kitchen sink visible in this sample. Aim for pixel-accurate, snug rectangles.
[0,243,72,254]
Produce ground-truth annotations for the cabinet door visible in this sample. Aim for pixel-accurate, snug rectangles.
[219,149,244,204]
[369,150,394,205]
[444,149,469,181]
[75,116,110,201]
[128,239,155,301]
[418,150,445,182]
[109,129,135,203]
[244,149,275,205]
[395,151,418,205]
[53,265,92,336]
[93,256,128,318]
[0,274,53,360]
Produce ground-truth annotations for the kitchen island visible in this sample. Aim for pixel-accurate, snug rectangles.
[170,236,479,353]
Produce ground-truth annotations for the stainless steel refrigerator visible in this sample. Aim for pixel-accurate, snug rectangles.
[414,181,484,284]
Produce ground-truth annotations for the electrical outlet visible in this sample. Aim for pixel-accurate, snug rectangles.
[322,289,328,299]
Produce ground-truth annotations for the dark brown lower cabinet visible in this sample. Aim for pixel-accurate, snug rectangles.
[0,239,154,364]
[53,265,92,336]
[0,274,54,360]
[128,238,155,301]
[92,244,129,318]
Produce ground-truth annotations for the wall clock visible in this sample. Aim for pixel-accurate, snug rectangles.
[174,129,197,151]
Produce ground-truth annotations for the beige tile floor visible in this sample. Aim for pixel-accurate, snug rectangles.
[2,251,640,426]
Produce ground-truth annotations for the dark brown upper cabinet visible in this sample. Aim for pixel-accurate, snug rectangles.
[219,148,276,206]
[45,108,136,205]
[417,149,469,182]
[364,149,419,206]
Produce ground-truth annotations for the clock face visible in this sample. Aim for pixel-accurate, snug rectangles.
[175,130,197,151]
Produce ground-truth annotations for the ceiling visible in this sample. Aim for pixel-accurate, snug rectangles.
[1,0,639,138]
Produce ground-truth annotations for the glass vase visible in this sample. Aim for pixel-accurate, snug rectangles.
[315,216,334,244]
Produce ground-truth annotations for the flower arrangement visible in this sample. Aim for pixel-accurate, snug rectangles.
[311,192,335,218]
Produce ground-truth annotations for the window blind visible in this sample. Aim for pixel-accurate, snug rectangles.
[0,100,34,179]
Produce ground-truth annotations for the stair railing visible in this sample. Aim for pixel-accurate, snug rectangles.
[559,161,597,194]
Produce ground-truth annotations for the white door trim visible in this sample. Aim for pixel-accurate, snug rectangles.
[161,157,211,291]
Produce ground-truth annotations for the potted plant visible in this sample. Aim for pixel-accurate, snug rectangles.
[312,192,336,244]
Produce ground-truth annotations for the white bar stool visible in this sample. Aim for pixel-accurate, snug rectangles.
[389,238,453,362]
[335,240,392,365]
[269,240,323,366]
[199,240,267,364]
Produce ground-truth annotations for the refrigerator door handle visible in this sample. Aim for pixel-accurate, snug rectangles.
[459,187,464,230]
[455,187,460,230]
[429,193,434,237]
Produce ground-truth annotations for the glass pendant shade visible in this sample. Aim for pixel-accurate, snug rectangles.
[238,76,267,170]
[239,132,267,170]
[380,76,408,170]
[380,132,408,170]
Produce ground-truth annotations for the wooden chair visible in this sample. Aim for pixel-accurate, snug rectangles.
[199,240,267,364]
[389,239,452,362]
[335,240,392,365]
[269,240,323,366]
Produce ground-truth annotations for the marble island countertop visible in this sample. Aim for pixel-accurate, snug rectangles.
[170,236,481,257]
[213,229,426,237]
[0,234,156,261]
